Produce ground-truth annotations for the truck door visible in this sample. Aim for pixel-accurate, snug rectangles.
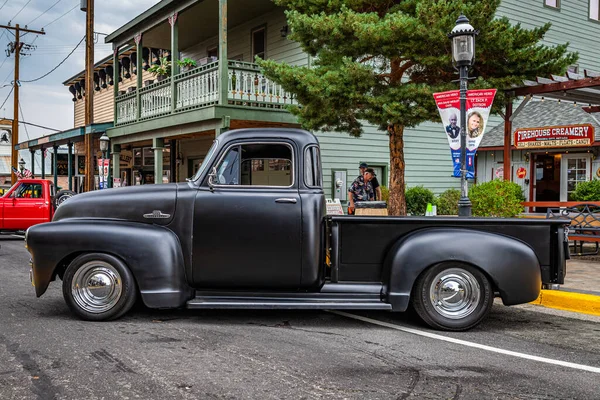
[3,182,47,230]
[192,141,302,289]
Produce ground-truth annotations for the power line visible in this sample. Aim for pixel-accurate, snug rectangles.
[18,100,30,140]
[10,0,33,23]
[20,35,85,83]
[0,86,13,110]
[43,2,79,29]
[28,0,65,26]
[20,120,61,132]
[0,0,9,12]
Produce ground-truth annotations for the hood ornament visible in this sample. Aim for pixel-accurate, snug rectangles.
[143,210,171,219]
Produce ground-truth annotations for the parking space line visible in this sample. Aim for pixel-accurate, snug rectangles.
[332,311,600,374]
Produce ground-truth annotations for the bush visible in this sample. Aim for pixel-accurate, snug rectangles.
[380,186,389,203]
[571,179,600,202]
[437,188,461,215]
[406,185,436,216]
[470,179,525,217]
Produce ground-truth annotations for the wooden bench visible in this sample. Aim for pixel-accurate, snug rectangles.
[546,204,600,256]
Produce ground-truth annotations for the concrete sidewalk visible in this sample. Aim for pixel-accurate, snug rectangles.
[531,259,600,316]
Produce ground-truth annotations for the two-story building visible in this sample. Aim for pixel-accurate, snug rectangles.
[47,0,600,203]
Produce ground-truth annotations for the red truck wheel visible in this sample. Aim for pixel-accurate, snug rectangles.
[62,253,137,321]
[54,190,76,208]
[411,262,494,331]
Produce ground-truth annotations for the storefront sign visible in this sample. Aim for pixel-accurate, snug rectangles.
[326,198,345,215]
[98,159,110,189]
[515,124,595,149]
[516,167,527,179]
[495,167,503,179]
[433,89,497,179]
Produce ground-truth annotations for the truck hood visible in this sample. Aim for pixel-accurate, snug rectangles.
[53,184,178,226]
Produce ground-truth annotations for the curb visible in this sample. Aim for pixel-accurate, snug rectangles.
[531,290,600,316]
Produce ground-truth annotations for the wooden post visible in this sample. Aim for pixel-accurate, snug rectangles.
[153,138,164,184]
[53,145,59,187]
[0,24,45,185]
[170,13,179,113]
[218,0,228,105]
[135,34,143,121]
[67,143,73,191]
[84,0,95,191]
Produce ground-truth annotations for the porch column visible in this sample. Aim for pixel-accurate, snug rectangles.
[503,99,513,182]
[41,147,45,179]
[135,34,143,121]
[169,13,179,113]
[153,137,164,184]
[218,0,228,105]
[67,142,73,191]
[112,45,119,124]
[112,143,121,187]
[29,149,35,177]
[53,145,58,187]
[169,140,177,183]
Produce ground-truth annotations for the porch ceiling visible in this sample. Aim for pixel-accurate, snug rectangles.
[107,0,279,50]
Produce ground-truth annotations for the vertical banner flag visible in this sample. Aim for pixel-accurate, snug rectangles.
[433,89,497,179]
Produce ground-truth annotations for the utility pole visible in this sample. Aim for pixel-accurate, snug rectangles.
[0,24,45,185]
[84,0,95,191]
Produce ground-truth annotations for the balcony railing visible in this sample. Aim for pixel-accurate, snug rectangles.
[114,60,296,127]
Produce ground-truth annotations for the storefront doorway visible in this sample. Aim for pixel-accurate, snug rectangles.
[534,153,560,212]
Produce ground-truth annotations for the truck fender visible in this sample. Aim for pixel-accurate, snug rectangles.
[27,220,194,308]
[382,228,541,311]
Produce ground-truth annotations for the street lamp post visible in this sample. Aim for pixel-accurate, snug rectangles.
[99,133,110,189]
[449,15,478,217]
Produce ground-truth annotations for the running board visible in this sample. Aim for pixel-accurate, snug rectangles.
[187,294,392,310]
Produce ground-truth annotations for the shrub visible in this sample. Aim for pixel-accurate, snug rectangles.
[470,179,525,217]
[571,179,600,202]
[437,188,461,215]
[406,185,436,216]
[380,186,389,203]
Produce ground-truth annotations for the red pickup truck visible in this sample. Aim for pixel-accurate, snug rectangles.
[0,179,74,232]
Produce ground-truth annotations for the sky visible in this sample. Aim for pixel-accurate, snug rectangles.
[0,0,160,140]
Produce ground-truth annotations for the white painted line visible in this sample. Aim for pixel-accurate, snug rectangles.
[332,311,600,374]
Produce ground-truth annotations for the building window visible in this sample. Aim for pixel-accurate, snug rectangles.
[544,0,559,8]
[252,26,266,60]
[207,46,218,60]
[591,0,600,21]
[568,65,579,74]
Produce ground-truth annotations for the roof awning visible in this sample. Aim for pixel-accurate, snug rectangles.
[14,123,113,151]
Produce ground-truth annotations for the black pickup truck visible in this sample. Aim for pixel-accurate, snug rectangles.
[25,128,568,331]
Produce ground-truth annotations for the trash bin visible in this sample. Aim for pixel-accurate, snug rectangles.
[355,201,388,216]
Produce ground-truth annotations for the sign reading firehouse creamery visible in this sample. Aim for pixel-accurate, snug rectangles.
[515,124,595,149]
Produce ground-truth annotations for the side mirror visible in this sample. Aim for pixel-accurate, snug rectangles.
[208,167,217,191]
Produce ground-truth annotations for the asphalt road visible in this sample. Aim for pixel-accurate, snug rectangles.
[1,235,600,400]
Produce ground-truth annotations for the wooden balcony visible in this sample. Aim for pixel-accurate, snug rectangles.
[115,61,297,127]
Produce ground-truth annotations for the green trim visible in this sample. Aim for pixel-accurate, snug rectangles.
[219,0,228,105]
[170,15,179,113]
[15,123,113,151]
[105,0,197,46]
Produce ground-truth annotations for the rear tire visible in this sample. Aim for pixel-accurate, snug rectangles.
[54,189,76,208]
[410,262,493,331]
[62,253,137,321]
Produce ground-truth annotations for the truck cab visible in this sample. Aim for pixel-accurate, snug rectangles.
[0,179,55,232]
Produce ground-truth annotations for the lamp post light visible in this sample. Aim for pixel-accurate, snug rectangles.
[99,133,110,189]
[449,14,478,217]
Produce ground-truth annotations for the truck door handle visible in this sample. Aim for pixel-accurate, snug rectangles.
[275,198,297,204]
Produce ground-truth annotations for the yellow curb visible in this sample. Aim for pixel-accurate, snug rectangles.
[530,290,600,316]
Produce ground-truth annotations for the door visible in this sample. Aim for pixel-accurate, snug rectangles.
[192,141,302,289]
[561,154,591,201]
[3,182,48,230]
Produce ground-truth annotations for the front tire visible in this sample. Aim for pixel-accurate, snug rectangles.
[62,253,137,321]
[411,263,494,331]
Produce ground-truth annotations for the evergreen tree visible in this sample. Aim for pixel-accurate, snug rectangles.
[258,0,577,215]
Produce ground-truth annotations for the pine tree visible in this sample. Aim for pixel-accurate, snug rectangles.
[258,0,577,215]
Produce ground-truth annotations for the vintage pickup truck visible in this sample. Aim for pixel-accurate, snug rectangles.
[0,179,74,232]
[25,128,568,331]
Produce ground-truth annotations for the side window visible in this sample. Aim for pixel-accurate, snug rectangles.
[215,143,293,187]
[12,183,43,198]
[252,26,266,60]
[304,146,322,188]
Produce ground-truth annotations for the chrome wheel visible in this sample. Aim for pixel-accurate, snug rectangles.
[71,261,123,314]
[429,268,481,320]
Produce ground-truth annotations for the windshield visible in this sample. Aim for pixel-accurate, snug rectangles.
[192,140,218,181]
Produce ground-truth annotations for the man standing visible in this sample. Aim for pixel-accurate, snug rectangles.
[347,167,375,215]
[356,162,381,201]
[445,113,460,139]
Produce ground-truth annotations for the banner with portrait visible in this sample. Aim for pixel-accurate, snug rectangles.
[433,89,497,179]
